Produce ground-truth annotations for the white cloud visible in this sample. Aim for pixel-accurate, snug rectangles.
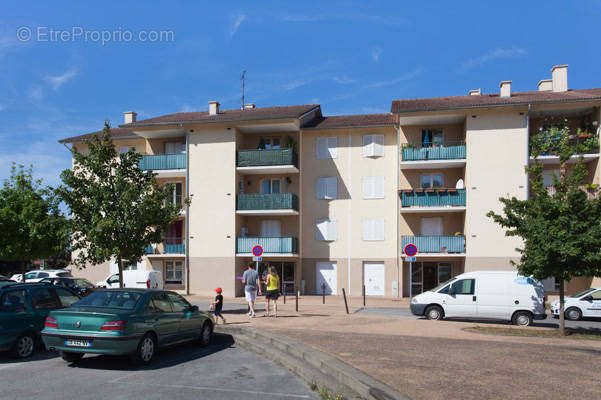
[372,47,382,63]
[280,79,310,91]
[45,69,78,90]
[0,104,6,111]
[27,85,44,101]
[230,14,247,37]
[333,76,357,85]
[461,47,527,71]
[362,69,422,89]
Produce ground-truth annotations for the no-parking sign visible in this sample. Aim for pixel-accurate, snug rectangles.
[404,243,418,257]
[252,245,263,257]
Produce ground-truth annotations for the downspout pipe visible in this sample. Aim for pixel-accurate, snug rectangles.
[185,124,191,295]
[526,104,531,200]
[395,119,400,297]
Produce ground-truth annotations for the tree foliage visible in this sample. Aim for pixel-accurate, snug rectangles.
[58,123,186,287]
[0,164,69,281]
[488,123,601,334]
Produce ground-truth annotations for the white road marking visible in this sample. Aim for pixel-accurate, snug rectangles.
[108,372,137,383]
[118,381,313,398]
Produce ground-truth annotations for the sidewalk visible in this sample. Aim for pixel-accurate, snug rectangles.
[188,295,601,400]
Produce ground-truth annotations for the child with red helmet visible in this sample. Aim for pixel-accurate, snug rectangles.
[211,287,226,324]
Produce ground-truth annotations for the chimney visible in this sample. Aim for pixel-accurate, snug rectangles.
[123,111,137,124]
[538,79,552,91]
[499,81,512,98]
[551,65,568,92]
[244,103,255,109]
[208,101,220,115]
[469,89,481,96]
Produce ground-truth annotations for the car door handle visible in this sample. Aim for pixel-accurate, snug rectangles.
[472,296,477,302]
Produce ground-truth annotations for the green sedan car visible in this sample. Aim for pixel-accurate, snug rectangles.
[41,289,213,365]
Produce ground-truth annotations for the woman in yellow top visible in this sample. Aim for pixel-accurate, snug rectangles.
[264,266,280,317]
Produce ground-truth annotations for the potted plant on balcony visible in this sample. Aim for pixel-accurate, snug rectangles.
[258,137,266,150]
[284,135,297,152]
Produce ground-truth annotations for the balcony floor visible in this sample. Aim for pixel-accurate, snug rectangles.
[153,169,186,178]
[404,253,465,258]
[400,206,466,213]
[236,165,299,175]
[529,153,599,165]
[236,209,299,216]
[400,159,466,170]
[235,253,298,258]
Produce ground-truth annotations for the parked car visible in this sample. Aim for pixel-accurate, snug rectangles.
[0,275,13,282]
[0,283,81,358]
[96,270,163,289]
[10,269,73,283]
[39,277,96,297]
[42,289,212,365]
[550,288,601,321]
[410,271,547,326]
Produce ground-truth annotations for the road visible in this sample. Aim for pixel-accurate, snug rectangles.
[356,307,601,331]
[0,333,317,400]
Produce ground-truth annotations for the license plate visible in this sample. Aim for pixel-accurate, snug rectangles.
[65,339,92,347]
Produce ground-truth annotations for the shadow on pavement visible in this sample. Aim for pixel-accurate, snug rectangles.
[0,347,59,364]
[63,333,235,371]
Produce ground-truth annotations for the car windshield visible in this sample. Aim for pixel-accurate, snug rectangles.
[571,288,596,298]
[432,278,455,293]
[57,271,72,277]
[73,291,142,310]
[74,279,94,288]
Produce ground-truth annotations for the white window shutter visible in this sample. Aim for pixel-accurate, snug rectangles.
[316,219,328,241]
[373,135,384,157]
[363,219,384,241]
[362,135,372,157]
[316,178,326,200]
[326,177,337,199]
[328,220,338,241]
[327,137,338,158]
[374,176,384,198]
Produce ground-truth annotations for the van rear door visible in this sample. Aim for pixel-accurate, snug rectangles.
[444,278,477,317]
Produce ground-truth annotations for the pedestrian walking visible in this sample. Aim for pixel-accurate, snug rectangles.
[211,287,226,325]
[264,266,280,318]
[242,262,261,318]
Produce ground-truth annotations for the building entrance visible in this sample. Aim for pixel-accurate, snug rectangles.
[257,261,295,294]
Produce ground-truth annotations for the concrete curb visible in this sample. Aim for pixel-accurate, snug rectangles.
[215,325,410,400]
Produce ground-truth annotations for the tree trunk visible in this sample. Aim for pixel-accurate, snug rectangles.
[558,277,565,336]
[117,256,124,288]
[21,259,26,283]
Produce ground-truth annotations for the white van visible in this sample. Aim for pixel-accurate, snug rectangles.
[410,271,546,326]
[96,270,163,289]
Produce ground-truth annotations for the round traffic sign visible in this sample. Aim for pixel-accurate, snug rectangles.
[252,245,263,257]
[404,244,418,257]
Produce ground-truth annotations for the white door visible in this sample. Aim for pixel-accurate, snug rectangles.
[316,262,337,295]
[364,262,385,296]
[261,220,281,237]
[421,217,443,236]
[443,278,478,317]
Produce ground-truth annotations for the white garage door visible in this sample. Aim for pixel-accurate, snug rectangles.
[316,262,337,295]
[364,262,385,296]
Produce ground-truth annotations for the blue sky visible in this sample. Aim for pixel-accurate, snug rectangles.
[1,1,600,187]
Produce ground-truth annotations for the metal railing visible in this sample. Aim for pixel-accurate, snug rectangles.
[237,148,298,167]
[401,189,466,207]
[237,193,299,211]
[139,154,186,170]
[401,142,466,161]
[236,237,299,254]
[402,236,465,253]
[164,243,185,254]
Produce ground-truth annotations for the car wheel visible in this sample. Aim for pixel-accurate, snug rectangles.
[131,333,156,365]
[199,322,212,347]
[11,333,35,358]
[565,307,582,321]
[425,305,444,321]
[60,351,84,363]
[512,311,533,326]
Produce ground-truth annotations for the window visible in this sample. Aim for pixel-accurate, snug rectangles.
[165,142,185,154]
[542,169,559,187]
[362,176,385,199]
[590,291,601,300]
[165,261,184,285]
[119,146,137,154]
[150,292,173,312]
[25,272,38,280]
[362,135,384,157]
[450,279,475,295]
[264,137,281,150]
[316,177,338,200]
[420,217,443,236]
[76,291,142,309]
[362,219,385,241]
[107,274,120,284]
[261,220,281,237]
[438,263,452,283]
[31,288,59,309]
[422,129,443,147]
[167,292,190,312]
[55,288,80,307]
[421,174,444,188]
[1,290,27,312]
[261,179,281,194]
[316,137,337,159]
[167,182,183,205]
[316,218,337,241]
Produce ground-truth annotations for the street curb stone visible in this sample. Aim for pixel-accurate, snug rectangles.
[215,325,410,400]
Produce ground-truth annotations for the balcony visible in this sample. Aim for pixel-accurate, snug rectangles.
[236,237,299,256]
[139,154,186,177]
[402,236,465,255]
[236,148,299,174]
[236,193,299,215]
[145,242,185,256]
[400,189,466,213]
[400,143,466,169]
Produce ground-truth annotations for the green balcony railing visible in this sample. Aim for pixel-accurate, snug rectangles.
[401,144,466,161]
[165,243,185,254]
[236,237,299,254]
[237,148,298,167]
[402,236,465,253]
[139,154,186,170]
[237,193,299,211]
[401,189,466,207]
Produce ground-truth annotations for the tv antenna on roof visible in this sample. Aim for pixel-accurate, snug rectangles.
[241,70,246,110]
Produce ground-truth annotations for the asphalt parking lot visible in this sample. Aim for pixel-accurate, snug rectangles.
[0,333,317,400]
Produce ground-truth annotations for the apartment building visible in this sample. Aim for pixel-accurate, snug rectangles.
[60,64,601,297]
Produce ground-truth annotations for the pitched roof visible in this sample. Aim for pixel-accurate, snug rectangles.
[126,104,320,126]
[391,88,601,114]
[302,113,395,129]
[59,127,137,144]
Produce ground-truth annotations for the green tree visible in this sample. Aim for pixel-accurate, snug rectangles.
[0,164,69,281]
[488,124,601,335]
[58,122,186,287]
